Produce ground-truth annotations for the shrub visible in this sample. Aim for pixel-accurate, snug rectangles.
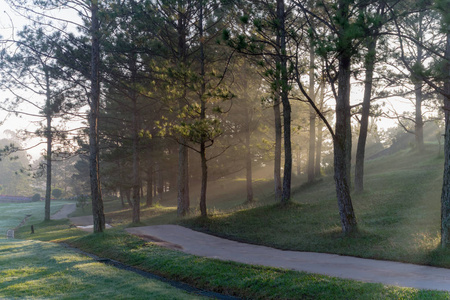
[31,193,41,202]
[52,188,63,199]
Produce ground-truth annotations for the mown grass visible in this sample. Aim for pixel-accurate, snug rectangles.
[10,144,450,298]
[180,146,450,267]
[0,201,68,235]
[14,221,450,299]
[0,238,202,299]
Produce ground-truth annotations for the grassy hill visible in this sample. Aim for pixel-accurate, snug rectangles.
[180,144,449,267]
[13,143,450,299]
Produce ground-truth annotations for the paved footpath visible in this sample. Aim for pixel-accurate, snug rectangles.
[51,203,77,220]
[126,225,450,293]
[53,205,450,293]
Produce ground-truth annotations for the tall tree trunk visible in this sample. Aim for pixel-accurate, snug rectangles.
[441,29,450,247]
[199,1,208,217]
[315,78,325,177]
[176,1,190,216]
[273,95,282,201]
[335,53,357,233]
[157,162,164,201]
[245,107,254,202]
[355,36,377,193]
[277,0,292,203]
[334,0,357,233]
[146,163,153,207]
[415,13,425,153]
[308,39,316,183]
[89,0,105,233]
[177,140,189,215]
[44,69,52,221]
[130,53,141,224]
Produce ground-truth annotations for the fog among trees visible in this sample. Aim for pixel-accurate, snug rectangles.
[0,0,449,246]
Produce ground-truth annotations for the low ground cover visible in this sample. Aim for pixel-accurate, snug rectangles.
[15,221,449,299]
[0,238,202,299]
[181,147,450,267]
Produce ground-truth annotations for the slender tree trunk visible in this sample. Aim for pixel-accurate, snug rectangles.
[176,2,190,216]
[89,0,105,233]
[119,186,125,208]
[355,37,377,193]
[273,95,282,201]
[199,1,208,217]
[245,109,254,202]
[130,53,141,224]
[441,29,450,247]
[315,79,325,177]
[335,53,357,233]
[334,0,357,233]
[117,159,125,208]
[157,162,163,202]
[308,39,316,183]
[44,69,52,221]
[277,0,291,203]
[177,140,189,215]
[415,13,425,153]
[146,163,153,207]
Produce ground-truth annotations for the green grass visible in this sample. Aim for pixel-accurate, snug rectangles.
[14,221,450,299]
[8,144,450,298]
[178,147,450,267]
[0,201,68,235]
[0,238,202,299]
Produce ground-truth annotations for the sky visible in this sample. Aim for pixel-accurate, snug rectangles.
[0,0,82,161]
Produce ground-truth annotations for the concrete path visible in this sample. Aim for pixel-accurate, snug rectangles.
[126,225,450,293]
[51,204,111,231]
[51,203,76,220]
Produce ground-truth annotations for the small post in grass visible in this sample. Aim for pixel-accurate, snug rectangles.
[31,225,34,234]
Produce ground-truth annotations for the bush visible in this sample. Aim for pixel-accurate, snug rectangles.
[31,193,41,202]
[52,188,63,199]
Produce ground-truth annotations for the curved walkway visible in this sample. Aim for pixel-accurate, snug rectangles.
[51,203,76,220]
[126,225,450,293]
[52,205,450,293]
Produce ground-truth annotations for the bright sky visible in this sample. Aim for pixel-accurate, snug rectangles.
[0,0,83,161]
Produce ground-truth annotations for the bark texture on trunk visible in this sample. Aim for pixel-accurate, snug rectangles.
[131,54,141,224]
[334,0,357,233]
[315,79,325,177]
[177,140,190,216]
[273,96,282,201]
[414,13,425,153]
[245,115,254,202]
[441,29,450,247]
[308,40,316,183]
[89,0,105,233]
[44,69,52,221]
[176,1,190,217]
[355,37,377,193]
[277,0,292,203]
[199,0,208,217]
[146,163,153,207]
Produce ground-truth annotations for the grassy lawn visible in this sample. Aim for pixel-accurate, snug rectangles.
[0,201,68,235]
[14,221,450,299]
[0,203,202,299]
[180,146,450,267]
[0,238,202,299]
[8,144,450,298]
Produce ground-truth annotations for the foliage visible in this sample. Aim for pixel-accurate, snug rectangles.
[51,188,63,199]
[31,193,41,202]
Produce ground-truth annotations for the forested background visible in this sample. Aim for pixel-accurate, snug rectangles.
[0,0,449,242]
